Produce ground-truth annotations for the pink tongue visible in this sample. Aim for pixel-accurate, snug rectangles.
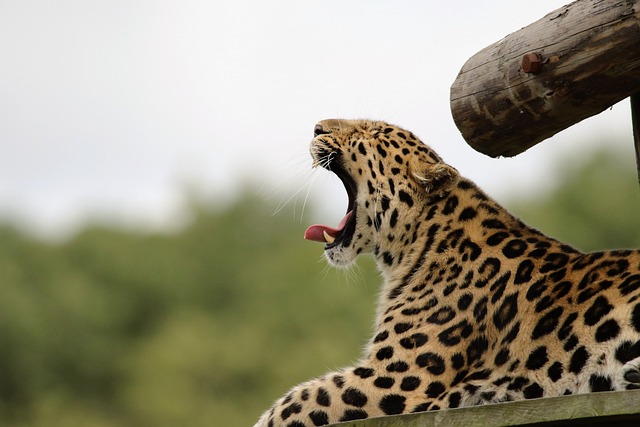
[305,211,353,243]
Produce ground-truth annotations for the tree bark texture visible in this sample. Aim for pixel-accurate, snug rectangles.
[450,0,640,157]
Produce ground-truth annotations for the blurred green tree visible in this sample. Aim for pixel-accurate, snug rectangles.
[0,193,378,427]
[507,149,640,251]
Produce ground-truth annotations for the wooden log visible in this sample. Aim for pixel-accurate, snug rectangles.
[450,0,640,158]
[633,93,640,184]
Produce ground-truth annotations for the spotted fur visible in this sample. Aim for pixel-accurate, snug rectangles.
[255,119,640,427]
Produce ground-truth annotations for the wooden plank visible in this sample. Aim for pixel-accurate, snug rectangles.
[450,0,640,157]
[331,389,640,426]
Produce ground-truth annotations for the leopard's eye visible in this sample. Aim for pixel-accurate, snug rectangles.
[314,125,330,137]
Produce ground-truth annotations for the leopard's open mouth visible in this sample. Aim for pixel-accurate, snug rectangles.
[304,154,358,249]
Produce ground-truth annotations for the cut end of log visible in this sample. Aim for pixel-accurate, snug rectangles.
[450,0,640,158]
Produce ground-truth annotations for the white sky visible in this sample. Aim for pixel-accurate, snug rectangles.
[0,0,634,238]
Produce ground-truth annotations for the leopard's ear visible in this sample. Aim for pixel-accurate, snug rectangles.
[410,161,459,194]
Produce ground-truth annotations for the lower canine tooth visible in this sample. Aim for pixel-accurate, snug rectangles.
[323,231,335,244]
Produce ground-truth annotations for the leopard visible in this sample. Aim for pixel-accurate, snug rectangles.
[254,119,640,427]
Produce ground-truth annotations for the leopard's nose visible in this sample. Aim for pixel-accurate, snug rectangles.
[314,124,331,137]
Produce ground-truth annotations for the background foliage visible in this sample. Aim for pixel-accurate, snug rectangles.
[0,148,639,427]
